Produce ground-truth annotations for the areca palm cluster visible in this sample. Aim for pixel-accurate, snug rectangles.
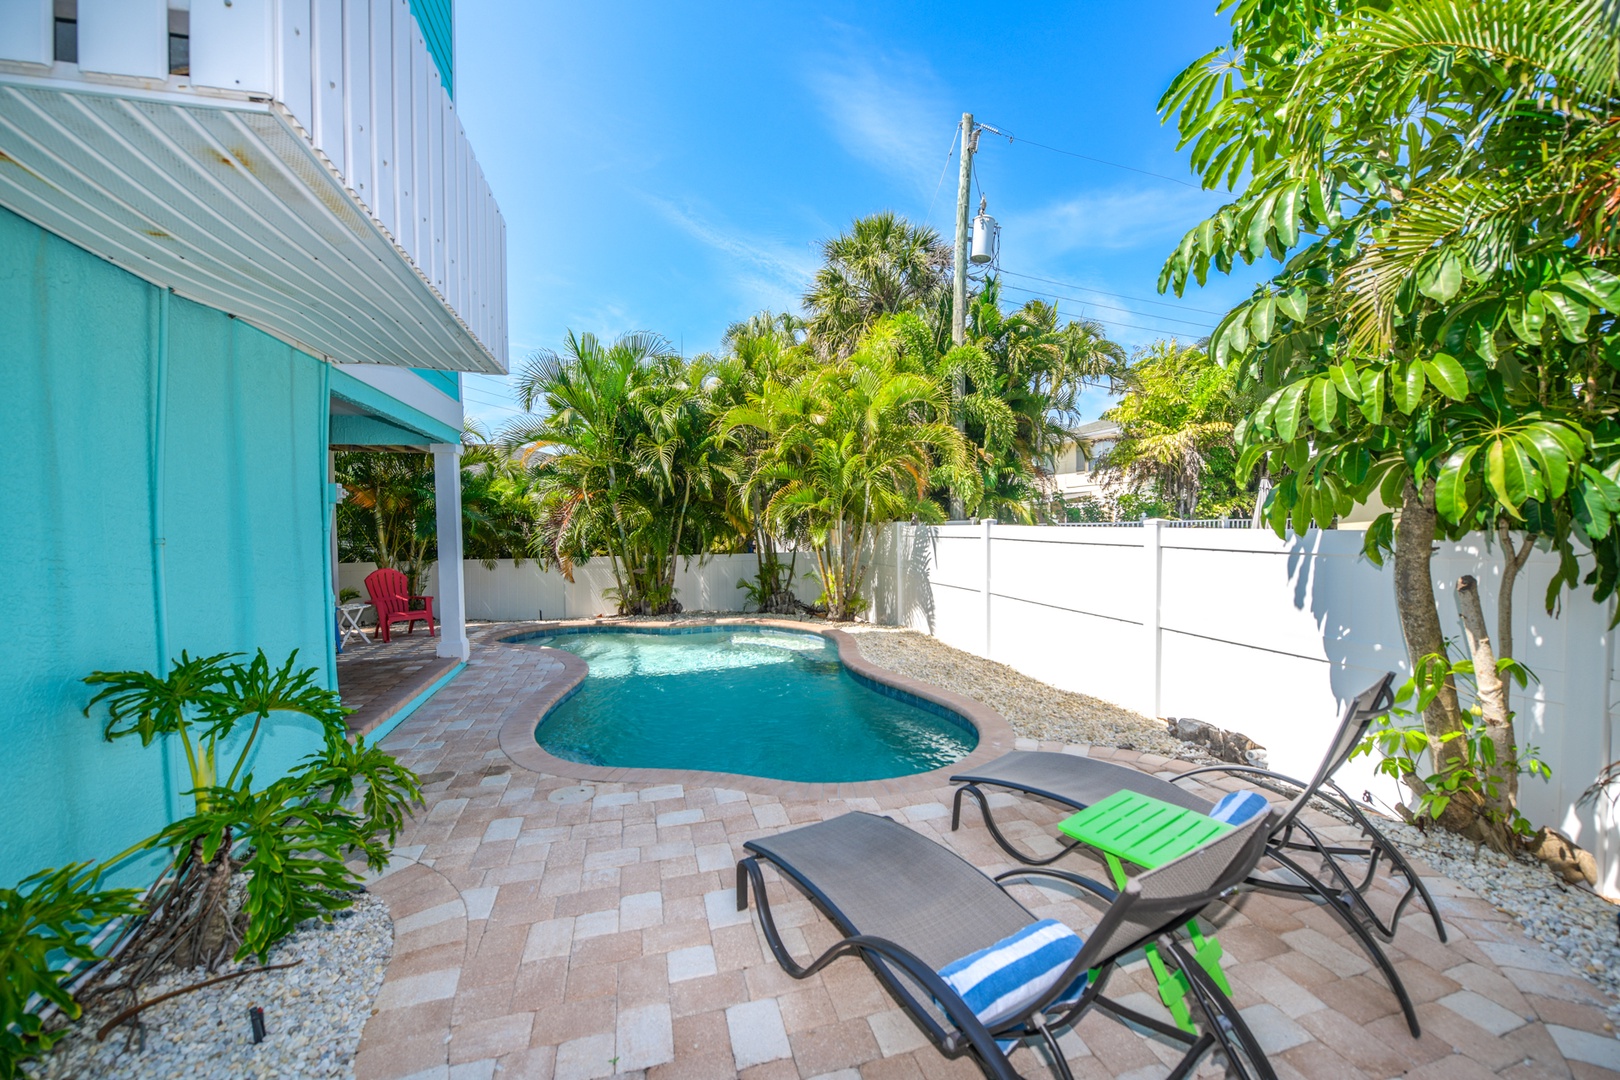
[950,281,1127,520]
[726,317,968,619]
[1097,340,1256,519]
[504,332,728,615]
[1158,0,1620,844]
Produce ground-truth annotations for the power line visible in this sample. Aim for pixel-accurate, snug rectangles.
[923,125,960,227]
[997,269,1229,316]
[977,122,1205,190]
[994,298,1212,340]
[997,282,1217,329]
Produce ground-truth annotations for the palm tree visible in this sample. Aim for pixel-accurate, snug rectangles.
[1096,339,1255,519]
[730,319,967,619]
[503,331,724,614]
[803,212,951,358]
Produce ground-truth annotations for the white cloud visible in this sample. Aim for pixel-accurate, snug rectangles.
[1003,186,1222,261]
[642,195,819,317]
[805,46,954,195]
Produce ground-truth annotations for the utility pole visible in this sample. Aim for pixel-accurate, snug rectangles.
[950,112,978,519]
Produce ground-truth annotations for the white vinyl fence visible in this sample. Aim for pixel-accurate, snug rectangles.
[868,521,1620,897]
[339,554,820,623]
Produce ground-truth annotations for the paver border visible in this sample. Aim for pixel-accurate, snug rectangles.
[482,617,1018,799]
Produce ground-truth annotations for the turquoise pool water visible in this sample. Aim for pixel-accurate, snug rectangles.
[523,628,977,782]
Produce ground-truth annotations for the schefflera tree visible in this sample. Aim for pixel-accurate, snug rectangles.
[1156,0,1620,849]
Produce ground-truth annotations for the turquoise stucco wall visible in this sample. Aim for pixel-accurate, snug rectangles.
[0,206,335,889]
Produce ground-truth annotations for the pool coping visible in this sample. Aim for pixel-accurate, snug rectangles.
[481,617,1019,801]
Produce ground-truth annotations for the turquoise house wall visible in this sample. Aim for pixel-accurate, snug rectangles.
[0,206,334,889]
[409,0,454,98]
[411,367,461,401]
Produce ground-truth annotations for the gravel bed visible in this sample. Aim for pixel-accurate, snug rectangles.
[1381,820,1620,1022]
[844,626,1183,754]
[31,890,392,1080]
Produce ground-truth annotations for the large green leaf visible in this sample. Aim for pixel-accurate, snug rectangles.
[1328,359,1361,401]
[1393,362,1426,414]
[1435,446,1477,522]
[1277,286,1308,322]
[1485,437,1533,509]
[1422,353,1468,400]
[1274,380,1309,443]
[1543,288,1591,342]
[1249,296,1277,342]
[1308,376,1339,431]
[1417,250,1463,303]
[1358,367,1385,424]
[1520,425,1575,498]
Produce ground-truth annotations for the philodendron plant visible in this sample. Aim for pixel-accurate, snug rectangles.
[83,650,422,971]
[0,864,142,1079]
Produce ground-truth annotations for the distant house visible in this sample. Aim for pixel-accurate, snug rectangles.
[1045,419,1121,506]
[0,0,505,887]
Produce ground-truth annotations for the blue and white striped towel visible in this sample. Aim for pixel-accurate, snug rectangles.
[1208,788,1269,826]
[938,919,1088,1034]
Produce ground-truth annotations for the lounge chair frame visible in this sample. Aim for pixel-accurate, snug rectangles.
[737,810,1278,1080]
[949,672,1445,1038]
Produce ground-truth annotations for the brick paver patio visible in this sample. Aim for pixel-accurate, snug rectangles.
[352,621,1620,1080]
[337,622,461,739]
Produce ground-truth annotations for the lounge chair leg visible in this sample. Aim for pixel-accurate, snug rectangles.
[1165,939,1278,1080]
[1276,849,1422,1037]
[1030,1013,1076,1080]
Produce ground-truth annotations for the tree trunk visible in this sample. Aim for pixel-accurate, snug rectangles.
[1457,574,1519,817]
[1393,478,1485,835]
[1495,518,1535,713]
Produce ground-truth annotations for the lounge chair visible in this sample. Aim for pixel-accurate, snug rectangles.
[736,808,1278,1080]
[950,672,1443,1037]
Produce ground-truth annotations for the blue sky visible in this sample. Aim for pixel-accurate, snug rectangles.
[453,1,1261,431]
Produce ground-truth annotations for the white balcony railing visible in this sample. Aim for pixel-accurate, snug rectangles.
[0,0,507,373]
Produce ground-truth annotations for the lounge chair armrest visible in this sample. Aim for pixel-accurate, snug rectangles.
[994,866,1119,905]
[842,934,1023,1078]
[1169,763,1314,792]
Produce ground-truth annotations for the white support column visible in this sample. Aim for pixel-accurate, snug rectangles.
[431,443,470,662]
[1142,518,1166,718]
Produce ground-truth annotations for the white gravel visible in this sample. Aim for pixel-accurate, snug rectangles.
[844,626,1184,754]
[31,890,392,1080]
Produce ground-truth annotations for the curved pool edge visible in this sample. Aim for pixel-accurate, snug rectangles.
[481,617,1020,801]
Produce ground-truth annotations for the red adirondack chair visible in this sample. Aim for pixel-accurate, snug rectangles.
[364,567,436,643]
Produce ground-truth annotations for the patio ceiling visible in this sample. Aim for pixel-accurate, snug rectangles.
[0,80,503,374]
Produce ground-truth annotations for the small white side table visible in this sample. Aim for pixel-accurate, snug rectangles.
[338,602,372,650]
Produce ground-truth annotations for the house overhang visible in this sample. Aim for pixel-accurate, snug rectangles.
[0,77,503,374]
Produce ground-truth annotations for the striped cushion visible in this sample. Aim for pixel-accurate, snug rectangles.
[938,919,1088,1032]
[1208,789,1269,826]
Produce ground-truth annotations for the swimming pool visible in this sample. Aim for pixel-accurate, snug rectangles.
[516,627,978,783]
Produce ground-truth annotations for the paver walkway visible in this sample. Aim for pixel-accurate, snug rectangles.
[337,624,461,738]
[353,622,1620,1080]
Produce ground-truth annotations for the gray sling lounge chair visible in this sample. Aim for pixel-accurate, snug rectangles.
[737,809,1278,1080]
[949,672,1444,1038]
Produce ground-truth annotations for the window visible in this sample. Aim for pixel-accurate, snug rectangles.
[168,8,190,76]
[53,19,77,63]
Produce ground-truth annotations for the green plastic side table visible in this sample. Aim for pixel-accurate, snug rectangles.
[1057,788,1235,1032]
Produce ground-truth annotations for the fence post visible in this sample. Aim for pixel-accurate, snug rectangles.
[1143,518,1165,718]
[983,518,995,657]
[894,522,905,628]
